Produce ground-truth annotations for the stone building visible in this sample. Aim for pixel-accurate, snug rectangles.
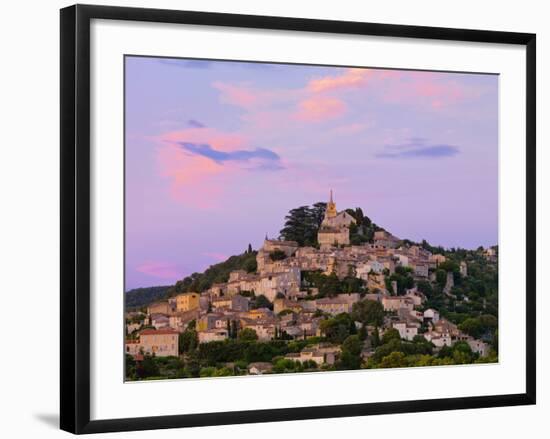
[175,292,200,312]
[147,301,172,316]
[317,190,356,249]
[211,294,249,312]
[138,328,179,357]
[373,230,400,248]
[256,238,299,274]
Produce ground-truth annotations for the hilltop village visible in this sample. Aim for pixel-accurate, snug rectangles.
[125,192,498,380]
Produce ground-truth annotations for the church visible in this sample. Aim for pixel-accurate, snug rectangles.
[317,190,356,249]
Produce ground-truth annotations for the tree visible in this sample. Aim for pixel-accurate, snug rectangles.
[184,351,201,377]
[136,354,160,379]
[438,261,459,273]
[269,250,287,261]
[125,354,136,380]
[339,335,363,369]
[231,320,240,339]
[279,206,316,246]
[319,273,343,297]
[416,280,433,297]
[381,328,401,344]
[343,273,365,293]
[385,271,414,295]
[244,258,257,273]
[252,294,273,310]
[458,317,483,338]
[458,314,497,339]
[371,326,381,347]
[247,243,253,254]
[436,269,447,286]
[358,324,367,341]
[238,328,259,341]
[378,351,408,368]
[452,341,475,364]
[311,202,327,228]
[351,299,384,327]
[179,327,198,353]
[320,313,356,344]
[279,203,326,246]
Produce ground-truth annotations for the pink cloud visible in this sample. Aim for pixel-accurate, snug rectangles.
[156,126,284,208]
[136,261,181,279]
[156,127,248,207]
[212,81,259,108]
[307,68,371,93]
[212,82,297,110]
[382,72,468,109]
[293,96,347,122]
[157,144,224,208]
[306,68,473,110]
[161,127,248,152]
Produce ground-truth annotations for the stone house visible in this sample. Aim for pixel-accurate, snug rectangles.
[373,230,400,248]
[198,328,228,343]
[423,308,440,323]
[424,331,452,348]
[273,298,304,315]
[212,294,249,312]
[151,314,170,329]
[175,292,200,312]
[241,320,276,341]
[248,362,273,375]
[467,338,489,357]
[196,313,225,332]
[126,322,141,334]
[147,301,172,316]
[125,339,141,356]
[169,309,200,332]
[139,328,179,357]
[392,321,419,341]
[314,297,352,315]
[382,296,414,312]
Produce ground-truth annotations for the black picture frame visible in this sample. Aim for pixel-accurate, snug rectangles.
[60,4,536,434]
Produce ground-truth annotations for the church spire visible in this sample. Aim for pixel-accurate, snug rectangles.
[325,188,337,219]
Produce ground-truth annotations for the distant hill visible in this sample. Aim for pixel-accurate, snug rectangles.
[125,285,171,310]
[124,250,258,310]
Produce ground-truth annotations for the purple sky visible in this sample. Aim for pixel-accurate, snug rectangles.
[125,56,498,290]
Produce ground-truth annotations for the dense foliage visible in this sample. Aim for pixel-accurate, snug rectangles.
[345,207,385,245]
[302,270,365,297]
[125,286,171,310]
[167,249,258,296]
[279,203,327,246]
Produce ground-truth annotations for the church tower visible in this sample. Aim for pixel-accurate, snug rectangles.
[318,189,356,250]
[325,189,337,219]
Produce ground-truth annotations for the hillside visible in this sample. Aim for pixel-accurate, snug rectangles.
[125,285,171,310]
[125,250,258,310]
[166,250,258,297]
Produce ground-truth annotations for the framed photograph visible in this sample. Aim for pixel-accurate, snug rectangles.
[60,4,536,434]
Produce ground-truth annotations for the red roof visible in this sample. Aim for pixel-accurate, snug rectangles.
[140,328,178,336]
